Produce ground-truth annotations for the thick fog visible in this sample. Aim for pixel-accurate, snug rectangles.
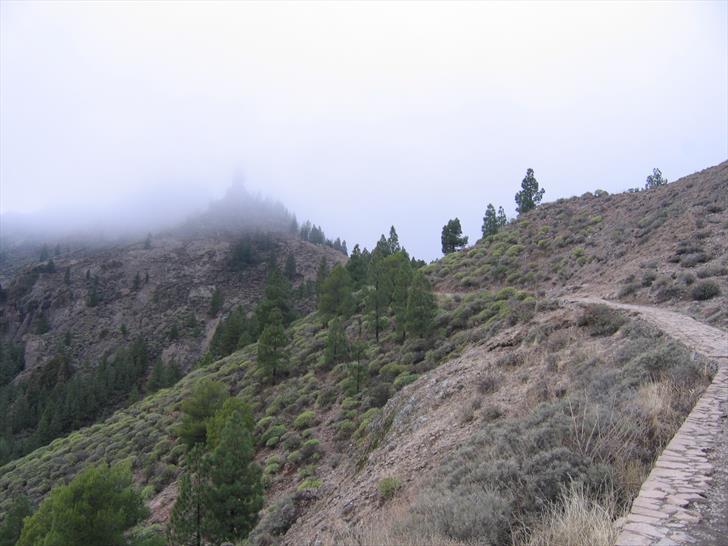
[1,1,726,260]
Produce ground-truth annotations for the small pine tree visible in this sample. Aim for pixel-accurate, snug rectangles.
[17,463,146,546]
[284,253,297,280]
[315,258,329,299]
[64,267,71,285]
[256,308,287,382]
[441,218,469,254]
[387,226,401,254]
[406,271,437,338]
[0,496,33,546]
[324,318,349,367]
[177,380,229,449]
[133,272,141,290]
[644,167,668,189]
[144,233,152,249]
[349,339,368,394]
[366,257,390,343]
[482,204,499,238]
[168,447,208,546]
[497,206,507,228]
[346,244,370,288]
[39,244,49,261]
[318,264,355,319]
[205,409,263,543]
[209,288,223,317]
[515,168,545,214]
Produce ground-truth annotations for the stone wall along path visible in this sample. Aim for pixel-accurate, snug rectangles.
[567,296,728,546]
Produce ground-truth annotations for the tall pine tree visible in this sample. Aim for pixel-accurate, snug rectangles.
[257,308,287,382]
[406,271,437,338]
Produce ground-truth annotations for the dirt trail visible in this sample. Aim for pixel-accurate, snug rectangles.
[566,296,728,545]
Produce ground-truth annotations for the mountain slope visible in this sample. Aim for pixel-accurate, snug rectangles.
[429,160,728,326]
[1,162,726,546]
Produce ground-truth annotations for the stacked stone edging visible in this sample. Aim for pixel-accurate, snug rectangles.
[563,296,728,545]
[616,360,727,545]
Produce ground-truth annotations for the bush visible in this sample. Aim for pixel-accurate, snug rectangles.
[260,424,287,446]
[691,281,721,301]
[378,477,401,500]
[617,283,639,299]
[297,477,322,491]
[680,252,709,268]
[697,264,728,278]
[576,305,626,336]
[293,410,316,430]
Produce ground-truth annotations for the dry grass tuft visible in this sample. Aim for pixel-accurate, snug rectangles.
[519,483,623,546]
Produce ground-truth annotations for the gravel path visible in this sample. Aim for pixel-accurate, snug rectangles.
[567,296,728,546]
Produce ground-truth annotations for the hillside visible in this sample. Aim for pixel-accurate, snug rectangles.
[0,186,348,469]
[1,162,726,546]
[429,161,728,327]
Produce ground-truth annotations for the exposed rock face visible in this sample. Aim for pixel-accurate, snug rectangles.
[0,233,344,376]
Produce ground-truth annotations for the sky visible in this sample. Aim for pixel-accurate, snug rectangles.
[1,1,726,260]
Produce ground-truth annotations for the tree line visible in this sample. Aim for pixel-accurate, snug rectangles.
[0,339,180,466]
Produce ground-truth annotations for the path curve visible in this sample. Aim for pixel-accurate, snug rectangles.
[566,296,728,545]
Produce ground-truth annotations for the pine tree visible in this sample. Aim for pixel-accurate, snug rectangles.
[346,244,370,288]
[387,226,401,254]
[645,167,668,189]
[315,257,329,300]
[284,253,297,280]
[406,271,437,338]
[349,339,368,394]
[515,168,545,214]
[497,206,507,228]
[0,495,32,546]
[256,308,287,382]
[324,318,349,367]
[39,244,49,261]
[318,264,355,319]
[17,463,146,546]
[482,204,499,237]
[205,409,263,543]
[441,218,469,254]
[177,380,229,449]
[133,272,141,290]
[209,288,223,317]
[168,447,208,546]
[256,267,294,328]
[205,398,255,451]
[64,267,71,285]
[390,254,413,341]
[366,257,390,343]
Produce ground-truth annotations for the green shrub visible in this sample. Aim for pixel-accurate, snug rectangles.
[393,373,419,390]
[378,477,401,500]
[261,424,287,446]
[297,477,322,491]
[293,410,316,430]
[691,281,721,301]
[335,419,356,440]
